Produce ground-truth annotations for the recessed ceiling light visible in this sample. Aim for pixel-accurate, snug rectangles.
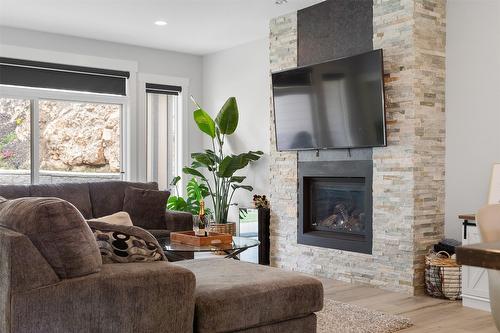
[275,0,288,4]
[154,20,167,26]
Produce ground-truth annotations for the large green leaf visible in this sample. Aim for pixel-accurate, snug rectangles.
[217,151,264,178]
[186,178,210,201]
[205,149,220,163]
[191,152,215,168]
[215,97,239,135]
[169,175,181,186]
[231,184,253,191]
[230,176,246,183]
[190,161,204,169]
[167,196,188,211]
[198,183,211,198]
[186,178,203,202]
[217,155,249,178]
[244,151,264,161]
[186,197,212,216]
[183,167,206,180]
[193,108,216,138]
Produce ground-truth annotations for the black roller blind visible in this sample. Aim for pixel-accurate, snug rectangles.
[146,83,181,95]
[0,57,130,96]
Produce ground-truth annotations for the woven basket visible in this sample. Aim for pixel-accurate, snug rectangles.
[208,222,236,255]
[425,251,462,300]
[209,222,236,236]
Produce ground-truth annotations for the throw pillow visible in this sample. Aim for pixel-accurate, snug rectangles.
[122,186,170,229]
[87,220,166,263]
[93,211,134,226]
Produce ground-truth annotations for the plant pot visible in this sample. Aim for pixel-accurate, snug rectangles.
[209,222,236,236]
[209,222,237,255]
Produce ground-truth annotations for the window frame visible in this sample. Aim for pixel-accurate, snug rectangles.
[0,84,128,184]
[138,73,190,193]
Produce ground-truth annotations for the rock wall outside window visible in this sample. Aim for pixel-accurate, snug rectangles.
[0,98,120,174]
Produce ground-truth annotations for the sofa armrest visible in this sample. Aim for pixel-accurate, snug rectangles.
[11,262,196,333]
[165,210,193,232]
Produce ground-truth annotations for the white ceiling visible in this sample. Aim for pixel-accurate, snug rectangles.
[0,0,324,55]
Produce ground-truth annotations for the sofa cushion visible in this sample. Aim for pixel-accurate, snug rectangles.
[165,209,193,232]
[87,220,166,263]
[175,259,323,333]
[89,181,158,218]
[0,197,102,279]
[0,185,30,199]
[147,229,171,238]
[92,211,134,226]
[30,183,93,219]
[10,262,196,333]
[123,186,170,229]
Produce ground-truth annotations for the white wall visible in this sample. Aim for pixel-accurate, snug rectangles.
[445,0,500,239]
[0,26,204,181]
[202,39,270,222]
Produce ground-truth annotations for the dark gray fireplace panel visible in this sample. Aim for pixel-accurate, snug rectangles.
[298,160,373,254]
[297,0,373,66]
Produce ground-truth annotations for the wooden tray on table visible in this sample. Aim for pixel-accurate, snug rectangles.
[170,231,233,246]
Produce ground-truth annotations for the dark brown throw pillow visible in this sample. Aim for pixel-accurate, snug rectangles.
[123,186,170,229]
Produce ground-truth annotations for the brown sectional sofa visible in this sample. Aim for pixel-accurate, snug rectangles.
[0,195,196,333]
[0,182,323,333]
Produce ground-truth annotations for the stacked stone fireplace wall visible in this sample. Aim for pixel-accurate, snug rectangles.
[269,0,445,294]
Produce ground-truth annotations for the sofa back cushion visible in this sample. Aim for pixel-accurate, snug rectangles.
[89,181,159,218]
[0,181,161,221]
[0,197,102,279]
[123,186,169,229]
[30,183,93,219]
[0,185,30,199]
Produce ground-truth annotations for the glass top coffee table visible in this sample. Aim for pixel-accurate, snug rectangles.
[157,236,260,261]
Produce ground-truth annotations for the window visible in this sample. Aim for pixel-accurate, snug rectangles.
[0,58,128,185]
[146,83,181,190]
[0,98,31,185]
[38,99,122,184]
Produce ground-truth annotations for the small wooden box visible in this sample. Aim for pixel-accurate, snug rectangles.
[170,231,233,246]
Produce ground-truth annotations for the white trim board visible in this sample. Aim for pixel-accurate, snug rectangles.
[462,295,491,312]
[0,44,138,72]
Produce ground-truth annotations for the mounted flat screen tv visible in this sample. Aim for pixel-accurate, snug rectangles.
[272,49,386,151]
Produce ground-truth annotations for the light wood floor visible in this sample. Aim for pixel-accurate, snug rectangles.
[319,277,498,332]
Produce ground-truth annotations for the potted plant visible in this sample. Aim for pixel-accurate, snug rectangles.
[183,96,263,235]
[166,176,212,216]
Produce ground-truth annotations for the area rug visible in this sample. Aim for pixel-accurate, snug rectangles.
[317,299,413,333]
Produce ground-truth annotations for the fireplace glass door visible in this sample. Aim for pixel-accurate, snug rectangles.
[308,177,367,235]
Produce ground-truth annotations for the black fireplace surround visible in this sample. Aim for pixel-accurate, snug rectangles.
[298,160,373,254]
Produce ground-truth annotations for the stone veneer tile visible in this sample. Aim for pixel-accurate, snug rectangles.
[269,0,445,295]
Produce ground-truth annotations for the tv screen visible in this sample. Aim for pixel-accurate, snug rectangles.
[272,49,386,151]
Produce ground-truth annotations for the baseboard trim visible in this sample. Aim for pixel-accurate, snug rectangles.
[462,295,491,312]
